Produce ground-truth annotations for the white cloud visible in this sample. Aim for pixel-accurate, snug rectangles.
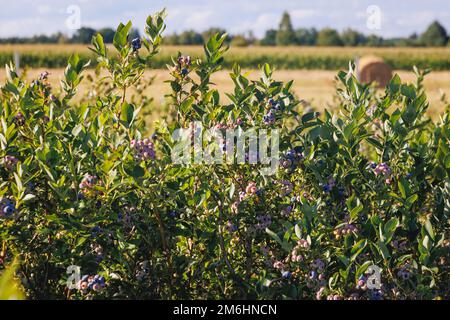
[291,9,319,20]
[0,17,47,37]
[230,13,279,37]
[37,5,52,15]
[0,0,449,39]
[183,10,214,30]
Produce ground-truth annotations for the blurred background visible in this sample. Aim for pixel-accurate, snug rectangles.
[1,0,449,117]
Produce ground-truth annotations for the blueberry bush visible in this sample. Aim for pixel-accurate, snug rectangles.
[0,11,448,300]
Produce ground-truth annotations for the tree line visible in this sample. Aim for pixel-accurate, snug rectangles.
[0,11,448,47]
[0,27,141,45]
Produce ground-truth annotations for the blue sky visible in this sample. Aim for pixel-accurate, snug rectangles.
[0,0,449,38]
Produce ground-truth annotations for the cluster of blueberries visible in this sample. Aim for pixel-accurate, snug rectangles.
[255,215,272,230]
[78,274,106,294]
[225,220,238,233]
[262,99,281,125]
[273,261,292,279]
[131,38,142,51]
[177,55,191,76]
[39,71,50,81]
[280,205,292,217]
[231,182,260,215]
[136,261,150,281]
[392,239,408,252]
[29,71,51,92]
[91,243,104,263]
[354,275,385,300]
[333,223,358,239]
[279,180,293,196]
[369,161,394,185]
[321,176,336,193]
[0,198,15,219]
[131,138,155,161]
[356,275,368,290]
[372,162,392,176]
[214,118,243,130]
[309,270,326,282]
[79,174,99,193]
[14,112,25,126]
[397,264,412,281]
[281,147,304,170]
[2,155,18,171]
[245,181,258,196]
[168,210,178,218]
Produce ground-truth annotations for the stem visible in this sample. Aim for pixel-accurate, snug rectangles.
[121,86,127,105]
[154,208,174,294]
[209,179,247,297]
[116,85,128,128]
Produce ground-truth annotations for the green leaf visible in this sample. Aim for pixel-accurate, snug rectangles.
[401,84,416,99]
[424,220,435,241]
[13,173,23,193]
[294,224,302,239]
[422,235,432,251]
[338,255,349,267]
[92,33,106,56]
[265,228,282,245]
[355,261,372,281]
[71,124,83,137]
[228,183,235,199]
[132,165,145,178]
[378,223,385,242]
[120,103,135,127]
[389,74,401,93]
[383,217,399,244]
[349,204,363,220]
[22,194,36,202]
[398,178,409,199]
[406,194,418,205]
[170,81,181,93]
[377,241,391,260]
[180,97,195,113]
[350,239,367,261]
[113,21,132,52]
[444,154,450,169]
[301,112,319,123]
[0,259,25,300]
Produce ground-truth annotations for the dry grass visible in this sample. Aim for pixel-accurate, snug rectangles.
[1,44,450,58]
[1,68,448,120]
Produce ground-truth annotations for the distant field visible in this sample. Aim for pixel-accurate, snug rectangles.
[1,68,448,121]
[1,44,450,70]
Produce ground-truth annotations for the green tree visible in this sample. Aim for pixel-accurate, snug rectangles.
[178,30,203,45]
[295,28,317,45]
[164,33,180,45]
[98,28,115,43]
[420,21,448,46]
[317,28,343,46]
[276,11,296,45]
[72,27,97,43]
[341,28,366,46]
[260,29,277,46]
[231,35,249,47]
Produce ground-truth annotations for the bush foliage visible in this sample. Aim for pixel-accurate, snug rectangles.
[0,11,449,300]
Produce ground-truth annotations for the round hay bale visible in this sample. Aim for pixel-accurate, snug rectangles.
[357,56,392,88]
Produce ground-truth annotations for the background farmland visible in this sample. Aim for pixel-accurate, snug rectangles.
[1,44,450,70]
[1,44,449,121]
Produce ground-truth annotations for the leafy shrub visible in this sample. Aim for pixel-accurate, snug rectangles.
[0,11,449,300]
